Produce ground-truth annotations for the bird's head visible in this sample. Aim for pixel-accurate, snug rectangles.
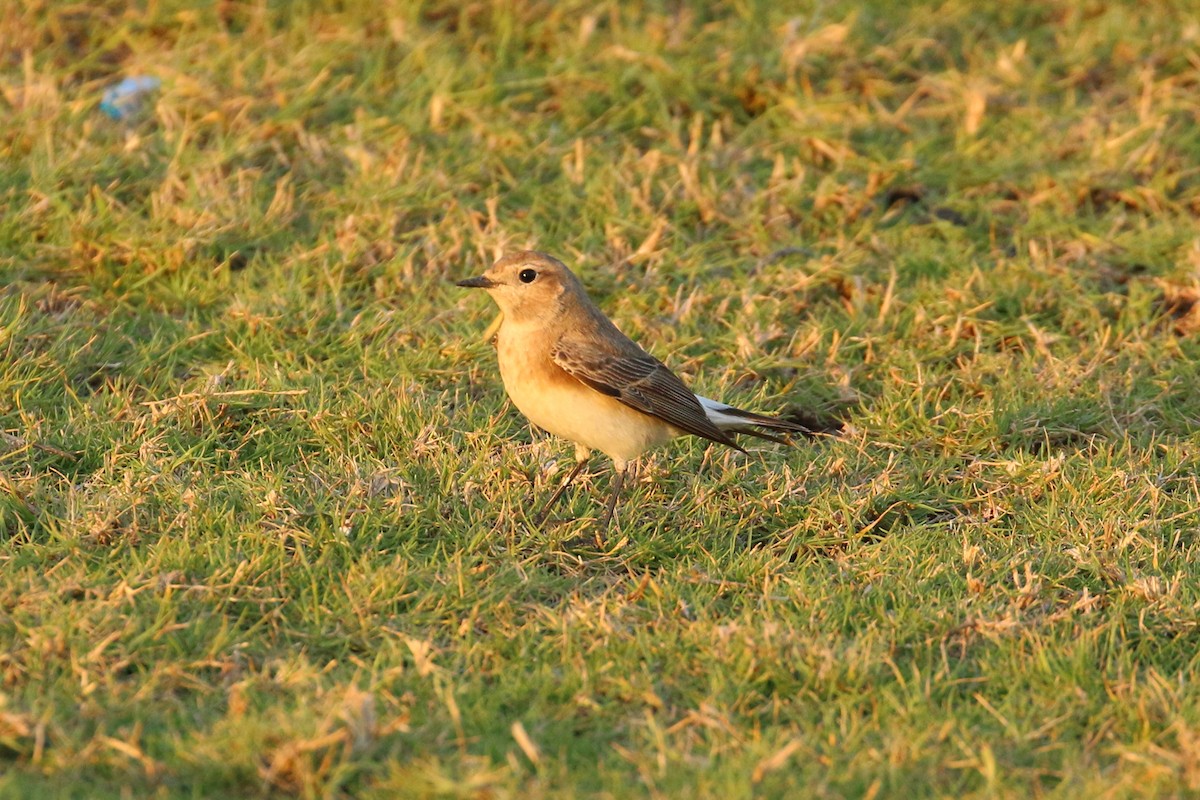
[456,251,582,324]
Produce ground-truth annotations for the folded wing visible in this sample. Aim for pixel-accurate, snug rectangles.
[551,334,744,452]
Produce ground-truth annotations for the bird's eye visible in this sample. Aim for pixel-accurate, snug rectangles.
[518,268,537,283]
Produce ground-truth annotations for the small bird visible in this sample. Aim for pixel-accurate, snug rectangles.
[457,251,815,535]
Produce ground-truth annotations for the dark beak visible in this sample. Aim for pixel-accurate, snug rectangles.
[456,275,495,289]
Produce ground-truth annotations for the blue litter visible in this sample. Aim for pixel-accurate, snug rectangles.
[100,76,161,120]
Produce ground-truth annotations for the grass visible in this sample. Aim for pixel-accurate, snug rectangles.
[3,0,1200,796]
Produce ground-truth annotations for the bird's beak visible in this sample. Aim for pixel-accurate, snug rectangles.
[456,275,495,289]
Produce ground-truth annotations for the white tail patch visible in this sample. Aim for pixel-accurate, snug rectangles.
[696,394,750,431]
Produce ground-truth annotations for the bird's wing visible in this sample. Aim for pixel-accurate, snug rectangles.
[552,331,743,451]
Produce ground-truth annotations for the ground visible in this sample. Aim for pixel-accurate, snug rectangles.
[2,1,1200,797]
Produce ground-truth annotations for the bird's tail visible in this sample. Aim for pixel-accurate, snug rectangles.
[696,395,834,445]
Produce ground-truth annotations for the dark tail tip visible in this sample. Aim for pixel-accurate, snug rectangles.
[780,410,846,438]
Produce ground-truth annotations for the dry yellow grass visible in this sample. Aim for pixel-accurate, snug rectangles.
[2,1,1200,797]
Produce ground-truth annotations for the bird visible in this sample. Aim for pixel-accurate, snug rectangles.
[456,250,817,537]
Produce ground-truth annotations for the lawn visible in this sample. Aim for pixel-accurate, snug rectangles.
[3,1,1200,797]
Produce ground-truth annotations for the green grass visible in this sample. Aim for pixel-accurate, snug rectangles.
[3,0,1200,796]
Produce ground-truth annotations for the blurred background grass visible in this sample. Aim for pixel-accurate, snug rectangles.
[2,1,1200,797]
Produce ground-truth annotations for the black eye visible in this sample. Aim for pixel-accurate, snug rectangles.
[518,268,537,283]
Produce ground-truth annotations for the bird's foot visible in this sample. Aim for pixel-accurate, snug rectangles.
[557,524,615,554]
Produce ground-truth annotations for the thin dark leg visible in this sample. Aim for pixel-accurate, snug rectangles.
[596,465,626,540]
[533,457,588,526]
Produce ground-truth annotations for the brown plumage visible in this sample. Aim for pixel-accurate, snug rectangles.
[457,250,813,536]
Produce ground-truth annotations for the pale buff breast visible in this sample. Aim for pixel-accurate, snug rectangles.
[495,322,675,466]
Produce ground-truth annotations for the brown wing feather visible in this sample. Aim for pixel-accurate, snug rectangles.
[552,333,744,452]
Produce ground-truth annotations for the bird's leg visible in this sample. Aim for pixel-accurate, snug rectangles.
[596,461,628,542]
[533,447,590,526]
